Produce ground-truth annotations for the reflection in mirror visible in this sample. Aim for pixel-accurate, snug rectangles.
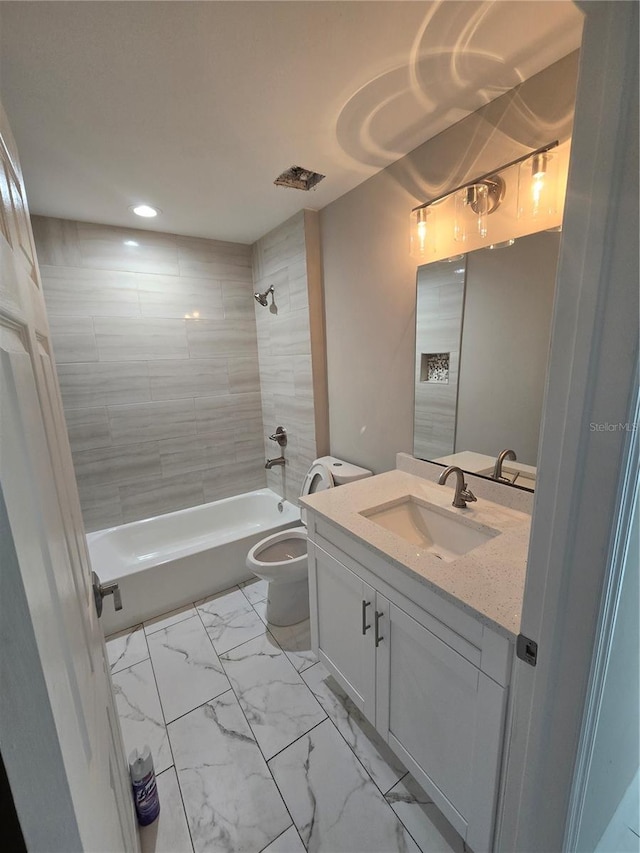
[413,230,561,490]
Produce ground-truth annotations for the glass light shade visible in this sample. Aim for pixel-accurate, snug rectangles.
[518,152,558,220]
[454,184,489,242]
[410,207,435,259]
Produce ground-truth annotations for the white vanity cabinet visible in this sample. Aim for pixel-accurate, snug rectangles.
[307,521,513,853]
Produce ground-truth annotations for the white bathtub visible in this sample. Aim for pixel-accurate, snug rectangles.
[88,488,301,635]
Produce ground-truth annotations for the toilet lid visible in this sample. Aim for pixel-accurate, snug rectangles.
[300,461,334,497]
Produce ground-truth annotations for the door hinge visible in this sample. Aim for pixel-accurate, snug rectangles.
[516,633,538,666]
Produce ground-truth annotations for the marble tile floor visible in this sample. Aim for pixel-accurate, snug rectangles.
[106,579,466,853]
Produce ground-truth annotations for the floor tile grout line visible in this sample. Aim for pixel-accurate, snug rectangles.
[385,770,410,797]
[257,823,305,853]
[177,608,305,851]
[301,666,415,807]
[107,622,148,675]
[108,623,196,851]
[152,766,195,853]
[143,633,182,780]
[299,711,430,853]
[143,606,197,637]
[191,585,320,846]
[265,716,329,767]
[200,596,328,764]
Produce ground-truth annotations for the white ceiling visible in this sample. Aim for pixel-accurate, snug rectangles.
[0,1,583,244]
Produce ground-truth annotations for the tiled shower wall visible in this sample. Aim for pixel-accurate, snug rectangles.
[33,216,266,531]
[252,211,329,504]
[413,261,465,460]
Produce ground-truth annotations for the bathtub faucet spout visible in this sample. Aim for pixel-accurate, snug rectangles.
[265,457,286,469]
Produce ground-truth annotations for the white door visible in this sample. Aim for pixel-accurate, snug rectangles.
[375,598,507,853]
[309,542,376,719]
[0,104,138,850]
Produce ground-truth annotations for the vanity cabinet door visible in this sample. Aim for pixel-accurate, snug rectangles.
[375,599,507,853]
[309,543,376,720]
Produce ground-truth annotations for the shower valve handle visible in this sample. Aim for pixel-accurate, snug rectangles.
[269,426,288,447]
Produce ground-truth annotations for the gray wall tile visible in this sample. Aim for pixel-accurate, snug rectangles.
[148,358,229,401]
[57,362,151,409]
[202,460,267,503]
[77,482,123,532]
[158,432,236,478]
[137,273,224,319]
[94,317,189,361]
[48,316,98,363]
[119,473,205,524]
[253,212,324,500]
[77,221,180,275]
[177,236,252,280]
[37,214,322,527]
[64,407,111,452]
[108,399,196,445]
[32,215,81,267]
[195,392,263,438]
[40,266,141,317]
[72,442,162,487]
[228,356,260,394]
[186,319,258,358]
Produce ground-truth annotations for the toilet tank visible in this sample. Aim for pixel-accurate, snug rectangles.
[314,455,372,486]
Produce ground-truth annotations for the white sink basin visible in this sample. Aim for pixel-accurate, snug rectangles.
[360,496,499,562]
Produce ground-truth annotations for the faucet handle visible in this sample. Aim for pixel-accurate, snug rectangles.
[269,426,287,447]
[461,485,477,503]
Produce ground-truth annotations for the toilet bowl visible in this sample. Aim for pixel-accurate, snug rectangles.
[246,456,371,626]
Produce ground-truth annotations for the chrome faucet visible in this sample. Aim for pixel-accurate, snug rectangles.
[438,466,477,508]
[493,449,517,483]
[265,456,286,469]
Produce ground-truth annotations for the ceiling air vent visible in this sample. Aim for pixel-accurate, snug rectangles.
[274,165,325,191]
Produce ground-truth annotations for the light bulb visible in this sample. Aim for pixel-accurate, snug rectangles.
[518,151,557,220]
[416,210,428,254]
[410,207,433,259]
[130,204,160,218]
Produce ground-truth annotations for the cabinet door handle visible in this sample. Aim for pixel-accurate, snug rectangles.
[375,610,384,647]
[362,600,371,634]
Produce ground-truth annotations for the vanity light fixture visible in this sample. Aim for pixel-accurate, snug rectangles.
[130,204,160,218]
[410,140,559,253]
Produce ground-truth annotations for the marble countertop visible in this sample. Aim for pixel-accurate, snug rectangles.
[300,469,531,640]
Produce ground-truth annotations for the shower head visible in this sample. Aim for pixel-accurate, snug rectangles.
[254,285,274,307]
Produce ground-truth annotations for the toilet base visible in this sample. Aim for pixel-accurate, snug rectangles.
[265,577,310,626]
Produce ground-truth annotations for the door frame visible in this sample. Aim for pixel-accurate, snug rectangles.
[497,2,639,850]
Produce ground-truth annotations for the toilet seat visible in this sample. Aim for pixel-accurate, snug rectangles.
[246,528,308,583]
[300,461,334,497]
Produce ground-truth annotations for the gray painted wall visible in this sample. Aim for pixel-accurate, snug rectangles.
[320,52,579,474]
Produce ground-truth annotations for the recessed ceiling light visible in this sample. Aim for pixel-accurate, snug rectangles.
[124,240,139,247]
[130,204,160,218]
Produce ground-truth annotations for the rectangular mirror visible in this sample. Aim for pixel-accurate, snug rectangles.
[413,229,561,491]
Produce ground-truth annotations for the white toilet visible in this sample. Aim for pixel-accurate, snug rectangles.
[246,456,372,626]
